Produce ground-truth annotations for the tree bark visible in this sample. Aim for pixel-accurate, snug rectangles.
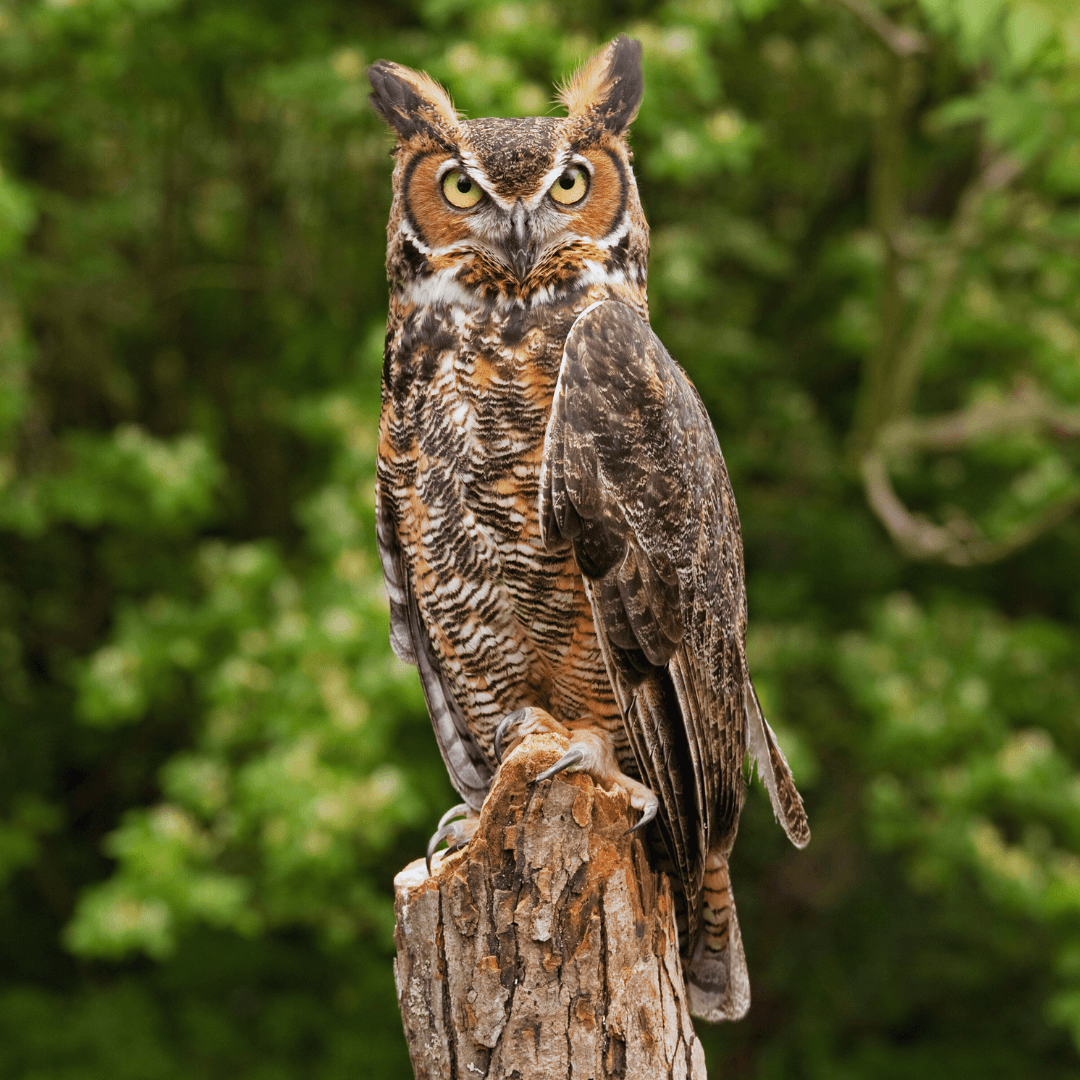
[393,733,708,1080]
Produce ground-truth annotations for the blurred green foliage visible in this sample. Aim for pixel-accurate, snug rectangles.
[1,0,1079,1075]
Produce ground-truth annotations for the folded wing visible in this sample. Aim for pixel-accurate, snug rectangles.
[540,300,808,941]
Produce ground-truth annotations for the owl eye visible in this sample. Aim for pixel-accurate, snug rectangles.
[442,169,483,209]
[550,166,589,206]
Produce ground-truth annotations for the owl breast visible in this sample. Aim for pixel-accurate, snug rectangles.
[379,291,626,762]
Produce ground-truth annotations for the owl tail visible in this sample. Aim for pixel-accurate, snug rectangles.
[685,845,751,1022]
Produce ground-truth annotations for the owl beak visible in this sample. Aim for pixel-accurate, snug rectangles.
[508,201,532,279]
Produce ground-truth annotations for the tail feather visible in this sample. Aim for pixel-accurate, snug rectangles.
[684,846,750,1021]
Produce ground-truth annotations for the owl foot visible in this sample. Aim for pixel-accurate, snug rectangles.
[494,708,659,833]
[538,729,660,834]
[425,804,479,875]
[494,706,568,763]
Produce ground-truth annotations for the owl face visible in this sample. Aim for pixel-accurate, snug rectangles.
[369,37,648,307]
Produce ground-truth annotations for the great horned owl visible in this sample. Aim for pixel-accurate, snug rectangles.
[369,35,809,1022]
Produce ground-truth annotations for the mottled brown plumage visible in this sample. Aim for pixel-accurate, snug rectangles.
[369,36,808,1023]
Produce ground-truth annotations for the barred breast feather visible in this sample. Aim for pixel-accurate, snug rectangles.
[376,291,632,810]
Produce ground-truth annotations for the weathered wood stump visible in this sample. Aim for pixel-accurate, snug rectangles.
[393,733,708,1080]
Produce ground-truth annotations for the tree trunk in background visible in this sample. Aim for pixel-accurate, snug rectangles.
[393,734,708,1080]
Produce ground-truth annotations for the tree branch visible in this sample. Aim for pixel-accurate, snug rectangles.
[886,152,1024,422]
[829,0,928,57]
[879,383,1080,454]
[850,135,1035,564]
[861,384,1080,565]
[849,44,920,456]
[852,142,1023,457]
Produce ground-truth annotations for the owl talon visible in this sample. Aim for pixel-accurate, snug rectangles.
[437,802,469,830]
[527,729,660,835]
[626,793,660,835]
[426,824,456,875]
[425,814,479,875]
[494,710,528,763]
[534,746,586,783]
[493,705,569,763]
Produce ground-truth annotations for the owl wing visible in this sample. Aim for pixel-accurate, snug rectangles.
[539,301,808,924]
[376,482,494,812]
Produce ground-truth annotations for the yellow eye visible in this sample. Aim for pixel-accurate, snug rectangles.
[550,166,589,206]
[442,169,482,209]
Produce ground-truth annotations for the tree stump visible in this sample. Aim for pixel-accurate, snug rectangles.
[393,733,708,1080]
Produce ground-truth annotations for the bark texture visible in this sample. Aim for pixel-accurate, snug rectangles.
[393,733,708,1080]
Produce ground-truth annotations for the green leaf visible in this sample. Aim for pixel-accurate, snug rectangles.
[1006,3,1055,69]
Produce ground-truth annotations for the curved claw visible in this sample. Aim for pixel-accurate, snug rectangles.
[494,709,528,764]
[426,823,459,876]
[534,746,586,784]
[437,802,469,831]
[625,796,659,836]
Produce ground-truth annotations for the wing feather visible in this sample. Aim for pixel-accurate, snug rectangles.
[745,678,810,848]
[670,648,712,849]
[540,299,808,943]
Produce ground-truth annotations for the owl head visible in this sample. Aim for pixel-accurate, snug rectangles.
[368,36,648,306]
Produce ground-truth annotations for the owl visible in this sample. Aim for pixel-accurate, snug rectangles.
[369,35,809,1022]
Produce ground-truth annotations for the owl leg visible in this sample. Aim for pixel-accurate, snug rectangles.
[425,803,479,874]
[495,707,659,831]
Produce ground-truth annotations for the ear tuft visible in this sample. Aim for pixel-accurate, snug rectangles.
[557,35,643,135]
[368,61,459,143]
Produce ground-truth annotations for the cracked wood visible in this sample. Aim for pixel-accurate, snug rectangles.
[393,735,707,1079]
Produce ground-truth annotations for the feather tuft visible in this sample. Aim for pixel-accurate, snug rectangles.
[557,35,643,134]
[368,61,460,141]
